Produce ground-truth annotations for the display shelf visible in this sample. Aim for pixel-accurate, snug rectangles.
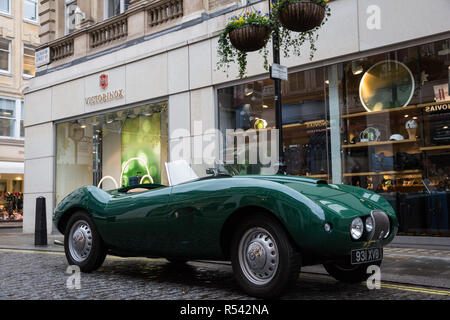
[417,100,450,109]
[341,104,419,119]
[343,169,422,177]
[341,139,418,149]
[283,120,329,130]
[304,174,328,179]
[420,145,450,152]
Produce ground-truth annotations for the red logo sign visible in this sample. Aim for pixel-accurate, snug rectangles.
[100,74,108,90]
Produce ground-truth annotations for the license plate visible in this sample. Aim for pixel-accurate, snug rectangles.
[351,248,382,265]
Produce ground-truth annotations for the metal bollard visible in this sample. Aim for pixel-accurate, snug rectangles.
[34,196,47,246]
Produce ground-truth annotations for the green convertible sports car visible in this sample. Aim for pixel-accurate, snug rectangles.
[53,161,397,298]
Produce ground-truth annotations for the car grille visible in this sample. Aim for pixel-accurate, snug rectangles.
[368,210,390,240]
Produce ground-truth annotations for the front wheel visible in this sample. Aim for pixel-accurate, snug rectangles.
[324,259,382,284]
[230,214,301,298]
[64,211,107,273]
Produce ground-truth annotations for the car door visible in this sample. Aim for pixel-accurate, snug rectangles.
[103,186,171,255]
[165,178,234,259]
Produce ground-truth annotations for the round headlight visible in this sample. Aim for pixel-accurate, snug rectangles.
[351,217,364,240]
[365,216,374,233]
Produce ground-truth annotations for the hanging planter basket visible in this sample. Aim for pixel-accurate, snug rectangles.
[278,1,326,33]
[229,25,271,52]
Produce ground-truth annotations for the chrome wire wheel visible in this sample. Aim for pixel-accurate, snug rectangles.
[238,227,279,286]
[68,220,93,263]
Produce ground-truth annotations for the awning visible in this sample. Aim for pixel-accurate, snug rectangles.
[0,161,24,174]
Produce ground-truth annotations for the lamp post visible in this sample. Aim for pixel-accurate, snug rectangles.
[269,0,286,174]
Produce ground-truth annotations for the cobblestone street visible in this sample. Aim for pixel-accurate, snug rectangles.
[1,248,449,300]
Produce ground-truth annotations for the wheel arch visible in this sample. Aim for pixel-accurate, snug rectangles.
[219,205,302,260]
[56,206,90,234]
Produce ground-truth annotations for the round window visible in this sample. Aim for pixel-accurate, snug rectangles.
[359,60,415,112]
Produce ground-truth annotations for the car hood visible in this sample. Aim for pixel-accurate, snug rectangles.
[240,175,395,219]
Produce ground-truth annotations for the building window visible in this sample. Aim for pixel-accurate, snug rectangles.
[23,46,35,77]
[24,0,38,22]
[0,0,10,14]
[0,39,10,73]
[0,98,16,138]
[105,0,130,19]
[20,101,24,138]
[65,0,77,35]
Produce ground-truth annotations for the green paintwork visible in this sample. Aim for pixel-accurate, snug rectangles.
[53,175,398,262]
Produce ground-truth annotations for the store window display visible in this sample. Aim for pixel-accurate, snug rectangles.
[218,79,277,175]
[218,68,331,178]
[0,177,24,222]
[56,102,168,205]
[341,39,450,236]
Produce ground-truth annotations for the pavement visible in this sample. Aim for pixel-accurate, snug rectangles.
[0,230,449,299]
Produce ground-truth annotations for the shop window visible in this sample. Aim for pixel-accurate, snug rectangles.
[0,38,10,73]
[282,68,331,179]
[218,79,278,175]
[218,68,332,178]
[105,0,130,19]
[0,177,24,221]
[55,102,168,204]
[340,40,450,236]
[0,0,10,15]
[24,0,38,22]
[23,46,35,77]
[0,98,16,137]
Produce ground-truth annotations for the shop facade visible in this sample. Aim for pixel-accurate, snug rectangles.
[24,0,450,239]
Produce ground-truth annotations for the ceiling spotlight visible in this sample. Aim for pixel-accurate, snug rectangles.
[244,86,254,96]
[262,105,270,109]
[78,119,87,128]
[352,61,364,75]
[127,110,137,119]
[106,114,114,124]
[325,80,330,85]
[142,107,153,116]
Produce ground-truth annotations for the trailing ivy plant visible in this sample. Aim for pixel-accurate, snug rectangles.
[217,10,272,78]
[271,0,331,60]
[216,1,331,79]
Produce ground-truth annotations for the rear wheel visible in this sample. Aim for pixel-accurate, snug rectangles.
[324,259,382,284]
[64,211,107,273]
[230,213,301,298]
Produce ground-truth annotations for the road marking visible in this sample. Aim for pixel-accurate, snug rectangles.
[0,248,165,263]
[380,283,450,296]
[301,272,450,296]
[0,248,64,255]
